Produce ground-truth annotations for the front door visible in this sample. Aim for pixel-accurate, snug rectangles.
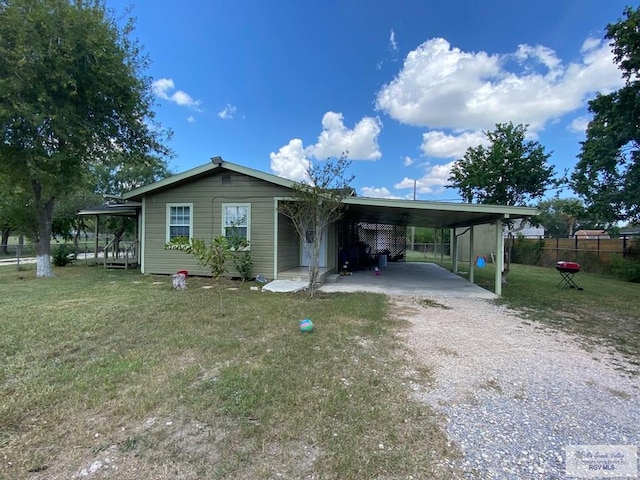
[301,228,327,267]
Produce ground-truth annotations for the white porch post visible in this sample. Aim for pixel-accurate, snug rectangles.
[495,218,504,296]
[469,225,475,283]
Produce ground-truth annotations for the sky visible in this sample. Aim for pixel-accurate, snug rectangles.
[106,0,628,202]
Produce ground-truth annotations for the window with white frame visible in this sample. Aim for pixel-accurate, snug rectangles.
[222,204,250,243]
[166,203,192,241]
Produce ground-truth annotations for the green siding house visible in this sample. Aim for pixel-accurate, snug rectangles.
[121,159,338,280]
[115,158,539,294]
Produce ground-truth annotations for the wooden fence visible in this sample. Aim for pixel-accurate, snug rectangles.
[515,236,640,270]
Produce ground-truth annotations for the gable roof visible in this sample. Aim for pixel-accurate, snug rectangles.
[121,159,538,229]
[121,160,297,200]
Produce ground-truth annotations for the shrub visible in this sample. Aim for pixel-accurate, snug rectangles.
[511,237,544,266]
[609,255,640,283]
[52,244,77,267]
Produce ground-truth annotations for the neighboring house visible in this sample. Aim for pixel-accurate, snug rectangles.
[88,158,538,294]
[574,229,610,239]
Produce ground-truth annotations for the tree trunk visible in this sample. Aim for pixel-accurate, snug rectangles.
[501,234,514,284]
[308,228,321,298]
[31,181,55,277]
[1,227,10,255]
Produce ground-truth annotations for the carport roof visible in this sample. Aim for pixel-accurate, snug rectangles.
[120,159,538,228]
[342,197,537,229]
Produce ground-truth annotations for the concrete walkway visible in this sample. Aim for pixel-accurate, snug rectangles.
[318,262,496,299]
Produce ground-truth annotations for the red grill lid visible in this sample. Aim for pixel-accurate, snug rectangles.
[556,261,580,271]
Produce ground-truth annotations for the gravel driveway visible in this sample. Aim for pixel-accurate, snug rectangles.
[394,296,639,479]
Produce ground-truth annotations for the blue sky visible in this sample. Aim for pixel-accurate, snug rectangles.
[107,0,627,201]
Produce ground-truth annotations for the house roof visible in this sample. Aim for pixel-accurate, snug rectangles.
[121,159,538,229]
[574,229,609,238]
[341,196,537,229]
[121,160,297,200]
[78,203,141,217]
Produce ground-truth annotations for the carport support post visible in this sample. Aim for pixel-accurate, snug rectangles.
[94,215,100,260]
[495,218,503,296]
[440,228,444,265]
[452,228,458,273]
[469,225,475,283]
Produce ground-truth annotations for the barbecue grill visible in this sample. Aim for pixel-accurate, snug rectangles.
[555,261,583,290]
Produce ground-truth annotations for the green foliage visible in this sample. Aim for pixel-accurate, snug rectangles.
[572,7,640,225]
[226,227,253,282]
[448,122,556,206]
[534,198,593,237]
[51,244,76,267]
[0,0,170,276]
[609,255,640,283]
[164,236,230,280]
[511,236,544,266]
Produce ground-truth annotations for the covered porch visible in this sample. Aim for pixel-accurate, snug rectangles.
[77,203,141,269]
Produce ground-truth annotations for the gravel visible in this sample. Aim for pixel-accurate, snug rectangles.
[395,296,640,480]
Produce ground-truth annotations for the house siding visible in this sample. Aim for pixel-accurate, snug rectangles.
[277,212,299,273]
[143,171,294,276]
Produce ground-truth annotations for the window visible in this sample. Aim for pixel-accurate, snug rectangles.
[166,203,192,241]
[222,204,250,243]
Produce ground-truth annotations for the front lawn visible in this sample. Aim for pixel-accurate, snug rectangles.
[0,265,459,479]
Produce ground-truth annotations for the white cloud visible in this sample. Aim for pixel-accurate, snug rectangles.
[375,37,623,132]
[389,29,398,53]
[218,104,237,119]
[271,112,383,180]
[187,115,196,123]
[152,78,202,110]
[360,186,402,199]
[569,115,590,134]
[420,130,488,158]
[403,156,414,166]
[269,139,310,182]
[394,161,455,195]
[306,112,382,161]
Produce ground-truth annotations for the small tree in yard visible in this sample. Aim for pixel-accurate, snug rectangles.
[164,236,230,313]
[279,156,354,298]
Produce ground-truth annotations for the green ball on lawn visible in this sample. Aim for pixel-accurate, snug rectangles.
[299,319,313,333]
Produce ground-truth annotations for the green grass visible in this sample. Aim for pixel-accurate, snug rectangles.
[0,265,460,479]
[408,250,640,370]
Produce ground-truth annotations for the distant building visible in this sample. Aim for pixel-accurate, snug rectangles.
[508,219,545,238]
[574,229,609,239]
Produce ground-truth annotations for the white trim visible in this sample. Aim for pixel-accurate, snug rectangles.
[166,203,193,242]
[221,203,251,243]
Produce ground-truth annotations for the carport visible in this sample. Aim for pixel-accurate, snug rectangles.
[339,197,538,295]
[319,261,497,298]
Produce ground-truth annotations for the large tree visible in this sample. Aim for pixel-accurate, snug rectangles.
[278,156,354,298]
[0,175,31,253]
[449,122,555,282]
[0,0,170,277]
[534,198,590,238]
[572,6,640,225]
[448,122,555,206]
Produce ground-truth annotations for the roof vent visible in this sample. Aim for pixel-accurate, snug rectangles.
[211,156,223,165]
